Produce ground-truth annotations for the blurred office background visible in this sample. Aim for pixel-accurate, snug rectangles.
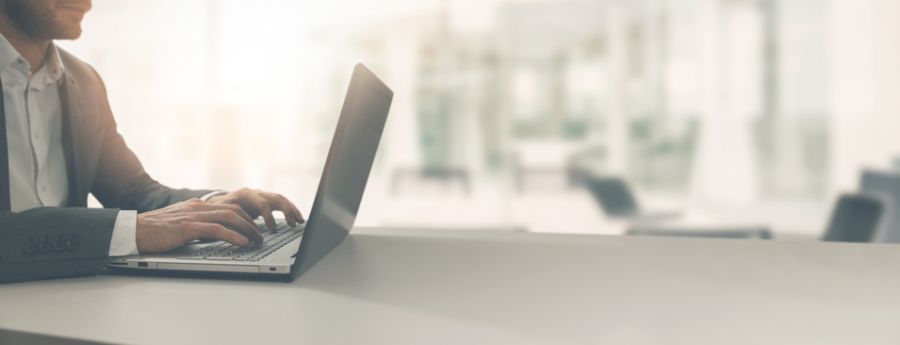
[59,0,900,238]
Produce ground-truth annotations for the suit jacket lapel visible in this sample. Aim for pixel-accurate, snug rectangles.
[0,76,9,211]
[60,73,97,207]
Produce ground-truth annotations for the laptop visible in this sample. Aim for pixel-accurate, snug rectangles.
[107,63,392,281]
[584,176,681,222]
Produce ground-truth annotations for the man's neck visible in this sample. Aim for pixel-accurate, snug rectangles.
[0,12,50,74]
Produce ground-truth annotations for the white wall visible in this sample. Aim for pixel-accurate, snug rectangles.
[690,0,762,204]
[829,0,900,192]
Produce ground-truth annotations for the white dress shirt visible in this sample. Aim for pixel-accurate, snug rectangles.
[0,35,140,256]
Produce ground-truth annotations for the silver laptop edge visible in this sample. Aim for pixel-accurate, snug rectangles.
[107,63,393,279]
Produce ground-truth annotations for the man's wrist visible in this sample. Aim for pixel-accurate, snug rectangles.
[200,191,227,202]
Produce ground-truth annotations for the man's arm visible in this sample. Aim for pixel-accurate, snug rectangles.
[81,67,304,250]
[0,208,117,283]
[87,67,212,212]
[0,201,264,283]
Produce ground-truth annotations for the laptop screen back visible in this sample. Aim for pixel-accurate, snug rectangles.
[822,194,883,243]
[585,177,640,217]
[291,64,393,278]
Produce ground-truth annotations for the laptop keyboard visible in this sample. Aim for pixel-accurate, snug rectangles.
[177,222,305,261]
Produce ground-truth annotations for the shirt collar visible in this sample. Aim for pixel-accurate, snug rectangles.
[35,43,65,88]
[0,32,66,88]
[0,32,21,73]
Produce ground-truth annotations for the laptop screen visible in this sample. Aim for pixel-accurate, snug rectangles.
[586,177,639,217]
[291,64,393,278]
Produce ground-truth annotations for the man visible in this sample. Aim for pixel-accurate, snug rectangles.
[0,0,304,283]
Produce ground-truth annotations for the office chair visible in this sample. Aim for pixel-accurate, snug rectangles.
[859,169,900,243]
[821,193,884,243]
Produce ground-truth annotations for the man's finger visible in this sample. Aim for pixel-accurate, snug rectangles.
[215,203,255,224]
[277,196,305,224]
[280,196,306,225]
[262,192,300,227]
[189,223,251,247]
[245,192,277,230]
[270,196,296,227]
[197,210,263,243]
[290,203,306,224]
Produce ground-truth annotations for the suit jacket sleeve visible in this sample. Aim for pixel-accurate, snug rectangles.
[0,207,118,283]
[88,67,213,212]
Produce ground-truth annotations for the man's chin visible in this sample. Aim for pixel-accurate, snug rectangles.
[51,13,85,39]
[59,31,82,40]
[52,26,83,40]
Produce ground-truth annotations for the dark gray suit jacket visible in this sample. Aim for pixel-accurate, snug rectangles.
[0,48,212,283]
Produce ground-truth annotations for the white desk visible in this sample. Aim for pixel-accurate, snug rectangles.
[2,228,900,345]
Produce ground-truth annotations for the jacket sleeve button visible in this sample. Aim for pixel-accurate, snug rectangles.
[66,235,81,251]
[53,235,66,253]
[38,236,52,253]
[22,244,37,256]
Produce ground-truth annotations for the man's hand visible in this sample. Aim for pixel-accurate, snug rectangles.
[136,199,264,253]
[206,188,305,230]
